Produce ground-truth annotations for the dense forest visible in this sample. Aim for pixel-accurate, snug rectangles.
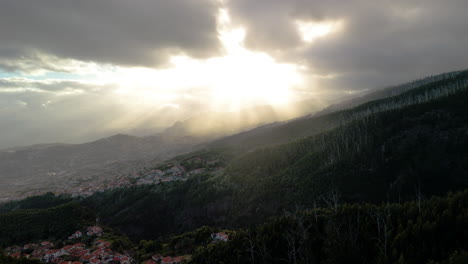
[192,190,468,264]
[0,70,467,263]
[0,190,466,263]
[0,201,94,248]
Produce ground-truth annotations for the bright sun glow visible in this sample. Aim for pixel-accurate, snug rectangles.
[296,20,344,43]
[97,8,302,112]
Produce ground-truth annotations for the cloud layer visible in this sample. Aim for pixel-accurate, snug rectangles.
[0,0,220,70]
[227,0,468,89]
[1,0,468,148]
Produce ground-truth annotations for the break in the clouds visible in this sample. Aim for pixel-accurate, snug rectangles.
[1,0,468,149]
[227,0,468,89]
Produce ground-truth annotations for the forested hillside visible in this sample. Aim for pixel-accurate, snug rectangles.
[191,190,468,264]
[79,70,468,240]
[209,70,468,151]
[1,70,467,263]
[0,201,94,247]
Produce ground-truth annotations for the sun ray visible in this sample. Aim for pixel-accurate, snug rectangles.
[93,8,303,114]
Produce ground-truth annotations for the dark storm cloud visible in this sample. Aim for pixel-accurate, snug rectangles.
[227,0,468,90]
[0,0,221,70]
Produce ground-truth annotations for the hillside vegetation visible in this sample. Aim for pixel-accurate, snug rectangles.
[80,70,468,239]
[1,70,467,263]
[0,201,94,247]
[192,190,468,264]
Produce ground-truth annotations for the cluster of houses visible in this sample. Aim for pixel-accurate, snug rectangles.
[11,156,223,202]
[72,157,221,197]
[46,165,191,198]
[4,239,133,264]
[3,229,229,264]
[68,226,103,240]
[86,226,104,237]
[67,176,134,197]
[68,231,83,240]
[4,240,192,264]
[3,225,135,264]
[6,241,54,260]
[135,165,191,186]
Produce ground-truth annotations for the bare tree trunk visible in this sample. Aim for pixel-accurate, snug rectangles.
[322,188,341,214]
[415,180,422,213]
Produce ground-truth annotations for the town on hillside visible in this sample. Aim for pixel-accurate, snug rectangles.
[3,225,229,264]
[10,156,223,202]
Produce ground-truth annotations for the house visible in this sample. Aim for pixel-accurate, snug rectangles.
[89,258,101,264]
[10,252,21,259]
[86,226,103,237]
[62,245,75,252]
[41,241,53,247]
[68,230,83,240]
[172,256,185,263]
[152,254,162,261]
[44,249,62,262]
[143,260,156,264]
[94,240,111,249]
[74,249,90,259]
[72,243,86,249]
[31,249,45,259]
[6,246,22,253]
[91,248,106,258]
[80,254,94,262]
[211,232,229,242]
[44,249,59,258]
[23,244,37,250]
[45,249,60,256]
[120,256,131,264]
[161,256,173,264]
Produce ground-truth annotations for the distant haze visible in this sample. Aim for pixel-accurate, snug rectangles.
[1,0,468,149]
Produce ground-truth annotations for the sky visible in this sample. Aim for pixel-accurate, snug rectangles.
[1,0,468,149]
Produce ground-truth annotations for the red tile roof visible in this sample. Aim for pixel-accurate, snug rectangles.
[73,243,85,248]
[161,256,173,264]
[63,245,74,251]
[45,249,59,254]
[80,255,93,260]
[173,256,184,261]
